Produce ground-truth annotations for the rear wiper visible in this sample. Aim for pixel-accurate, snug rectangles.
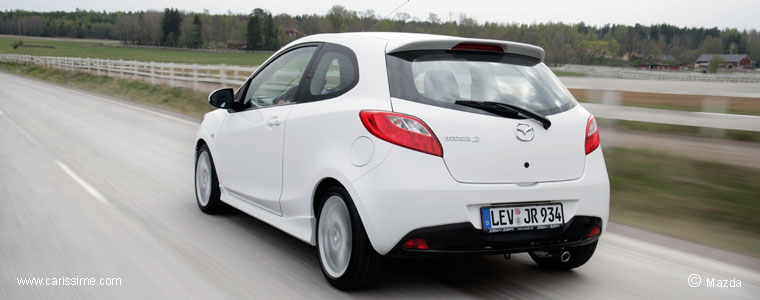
[454,100,552,130]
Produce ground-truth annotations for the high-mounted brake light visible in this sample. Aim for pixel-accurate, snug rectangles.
[359,111,443,157]
[585,115,600,155]
[451,43,505,53]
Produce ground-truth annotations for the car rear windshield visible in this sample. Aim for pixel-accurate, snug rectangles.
[386,51,576,116]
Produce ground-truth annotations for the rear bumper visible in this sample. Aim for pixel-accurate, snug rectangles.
[386,216,602,258]
[347,146,610,256]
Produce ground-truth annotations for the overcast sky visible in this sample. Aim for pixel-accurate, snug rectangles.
[2,0,757,30]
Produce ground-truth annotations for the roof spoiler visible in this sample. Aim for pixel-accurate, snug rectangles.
[386,37,545,62]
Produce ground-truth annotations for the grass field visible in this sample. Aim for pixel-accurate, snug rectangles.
[0,62,212,118]
[1,61,758,257]
[552,70,587,77]
[605,147,760,257]
[0,35,269,66]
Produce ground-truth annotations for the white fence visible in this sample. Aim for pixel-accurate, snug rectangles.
[5,53,758,91]
[554,64,760,83]
[99,44,275,55]
[583,103,760,132]
[2,53,759,131]
[0,54,258,90]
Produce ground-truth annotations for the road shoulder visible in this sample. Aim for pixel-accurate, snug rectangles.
[608,222,760,270]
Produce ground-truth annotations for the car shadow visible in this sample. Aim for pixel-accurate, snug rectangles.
[213,207,587,297]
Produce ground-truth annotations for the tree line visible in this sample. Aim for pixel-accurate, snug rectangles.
[1,6,759,66]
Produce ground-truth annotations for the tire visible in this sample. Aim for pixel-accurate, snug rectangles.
[316,187,382,290]
[529,241,598,270]
[194,145,227,214]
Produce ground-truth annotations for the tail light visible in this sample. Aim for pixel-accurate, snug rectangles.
[402,238,430,250]
[588,225,601,238]
[451,43,505,53]
[359,111,443,157]
[585,115,600,155]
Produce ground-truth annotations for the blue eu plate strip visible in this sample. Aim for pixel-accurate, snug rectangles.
[482,208,491,230]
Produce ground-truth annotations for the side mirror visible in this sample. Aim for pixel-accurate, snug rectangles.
[208,88,234,109]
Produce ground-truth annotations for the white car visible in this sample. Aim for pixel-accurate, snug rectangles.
[194,32,609,290]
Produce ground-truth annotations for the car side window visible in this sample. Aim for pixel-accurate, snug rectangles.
[242,46,317,109]
[304,44,358,101]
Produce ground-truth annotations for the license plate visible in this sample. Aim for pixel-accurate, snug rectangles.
[481,203,564,233]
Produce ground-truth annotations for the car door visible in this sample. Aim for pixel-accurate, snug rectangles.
[215,45,318,215]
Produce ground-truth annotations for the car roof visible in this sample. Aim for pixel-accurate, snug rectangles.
[294,32,545,62]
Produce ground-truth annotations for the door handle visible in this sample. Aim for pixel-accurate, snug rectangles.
[266,117,281,126]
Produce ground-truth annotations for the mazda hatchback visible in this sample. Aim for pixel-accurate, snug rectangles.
[194,32,609,290]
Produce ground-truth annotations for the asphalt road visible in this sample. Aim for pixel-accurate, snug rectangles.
[1,72,758,299]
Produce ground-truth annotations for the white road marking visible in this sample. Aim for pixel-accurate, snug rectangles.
[55,160,110,205]
[3,73,199,126]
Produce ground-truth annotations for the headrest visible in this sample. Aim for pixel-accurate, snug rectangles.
[423,70,460,102]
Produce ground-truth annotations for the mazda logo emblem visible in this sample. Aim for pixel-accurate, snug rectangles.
[515,123,534,142]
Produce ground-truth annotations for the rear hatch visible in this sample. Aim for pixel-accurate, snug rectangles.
[386,46,587,184]
[391,99,587,183]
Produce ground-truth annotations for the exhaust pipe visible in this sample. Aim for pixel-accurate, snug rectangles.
[560,251,571,263]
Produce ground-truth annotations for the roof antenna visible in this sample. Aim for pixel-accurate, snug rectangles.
[368,0,410,31]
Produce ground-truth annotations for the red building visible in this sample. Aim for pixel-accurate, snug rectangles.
[695,54,752,69]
